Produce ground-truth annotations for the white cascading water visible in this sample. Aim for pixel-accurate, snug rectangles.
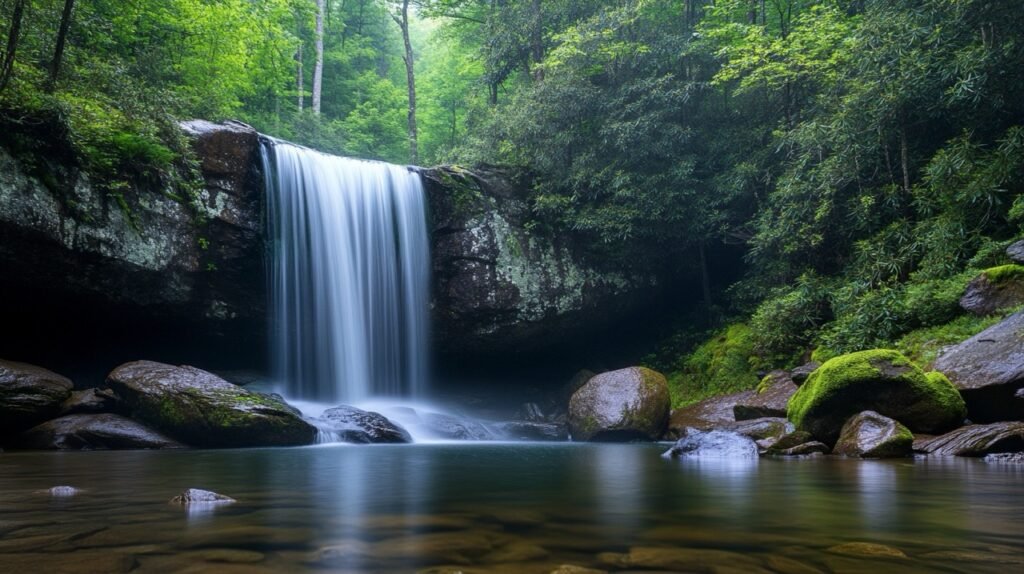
[262,139,430,405]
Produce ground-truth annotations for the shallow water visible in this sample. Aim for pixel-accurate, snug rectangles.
[0,444,1021,573]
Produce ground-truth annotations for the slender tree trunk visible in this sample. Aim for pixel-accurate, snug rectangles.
[899,117,911,194]
[312,0,324,114]
[46,0,74,92]
[296,42,304,112]
[392,1,417,163]
[0,0,28,93]
[530,0,544,81]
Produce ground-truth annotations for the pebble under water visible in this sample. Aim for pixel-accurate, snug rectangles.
[0,444,1021,573]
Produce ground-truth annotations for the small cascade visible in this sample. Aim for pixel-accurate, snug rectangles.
[262,140,430,404]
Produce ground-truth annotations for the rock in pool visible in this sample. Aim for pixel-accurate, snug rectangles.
[0,359,74,435]
[171,488,237,505]
[568,367,670,442]
[663,428,759,459]
[833,410,913,458]
[915,422,1024,456]
[105,361,316,448]
[13,413,184,450]
[320,405,412,444]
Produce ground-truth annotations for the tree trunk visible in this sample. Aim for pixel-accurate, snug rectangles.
[312,0,324,114]
[0,0,28,94]
[46,0,74,92]
[530,0,544,81]
[900,117,911,194]
[393,1,417,163]
[296,42,304,112]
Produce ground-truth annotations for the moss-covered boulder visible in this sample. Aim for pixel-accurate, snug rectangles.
[105,361,316,448]
[833,411,913,458]
[787,350,966,445]
[960,265,1024,316]
[568,367,670,441]
[0,359,74,435]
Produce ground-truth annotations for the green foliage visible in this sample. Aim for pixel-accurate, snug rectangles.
[897,308,1018,367]
[664,324,760,408]
[748,274,830,367]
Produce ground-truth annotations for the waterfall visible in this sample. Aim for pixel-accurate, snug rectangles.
[262,140,430,404]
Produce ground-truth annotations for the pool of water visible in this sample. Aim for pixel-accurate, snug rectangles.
[0,443,1021,573]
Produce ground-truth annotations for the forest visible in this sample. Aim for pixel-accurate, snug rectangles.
[2,0,1023,406]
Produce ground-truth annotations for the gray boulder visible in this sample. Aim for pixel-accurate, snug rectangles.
[833,411,913,458]
[1007,239,1024,264]
[421,412,494,440]
[13,414,183,450]
[320,405,412,444]
[568,367,670,441]
[105,360,316,448]
[59,388,119,416]
[790,362,820,385]
[733,370,798,420]
[0,359,73,435]
[959,266,1024,316]
[915,422,1024,456]
[663,428,759,459]
[933,311,1024,422]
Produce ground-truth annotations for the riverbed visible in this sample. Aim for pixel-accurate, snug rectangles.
[0,444,1021,572]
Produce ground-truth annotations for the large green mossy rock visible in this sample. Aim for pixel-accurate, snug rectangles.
[568,367,670,441]
[106,361,316,448]
[787,350,966,445]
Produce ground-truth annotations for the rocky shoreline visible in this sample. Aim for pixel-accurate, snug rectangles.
[2,308,1022,460]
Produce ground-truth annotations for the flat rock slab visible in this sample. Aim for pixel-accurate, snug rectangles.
[915,422,1024,456]
[667,389,756,437]
[734,371,798,420]
[15,414,183,450]
[933,311,1024,422]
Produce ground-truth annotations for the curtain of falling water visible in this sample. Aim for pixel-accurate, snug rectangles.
[262,139,430,404]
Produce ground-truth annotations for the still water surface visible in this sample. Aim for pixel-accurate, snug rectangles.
[0,443,1021,573]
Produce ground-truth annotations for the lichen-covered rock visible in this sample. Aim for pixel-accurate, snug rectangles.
[568,367,670,441]
[320,405,412,444]
[734,371,798,420]
[421,166,656,356]
[772,441,830,456]
[105,360,316,448]
[960,265,1024,316]
[13,414,183,450]
[833,411,913,458]
[666,389,755,438]
[719,417,794,441]
[933,311,1024,422]
[0,121,265,367]
[787,350,966,445]
[0,359,73,435]
[915,422,1024,456]
[765,430,815,454]
[662,428,759,459]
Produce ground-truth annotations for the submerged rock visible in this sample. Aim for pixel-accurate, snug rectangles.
[960,265,1024,316]
[0,359,74,435]
[734,371,798,420]
[933,311,1024,422]
[787,350,966,445]
[827,542,907,559]
[14,414,184,450]
[320,405,412,444]
[170,488,237,505]
[38,486,82,497]
[421,412,494,440]
[663,428,759,459]
[915,422,1024,456]
[105,361,316,448]
[833,411,913,458]
[568,367,670,442]
[493,421,568,441]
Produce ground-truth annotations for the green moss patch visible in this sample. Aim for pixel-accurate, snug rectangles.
[982,264,1024,284]
[664,324,760,408]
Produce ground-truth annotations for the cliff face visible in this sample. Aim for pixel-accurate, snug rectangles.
[0,121,654,369]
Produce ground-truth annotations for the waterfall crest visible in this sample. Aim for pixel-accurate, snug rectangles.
[262,140,430,404]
